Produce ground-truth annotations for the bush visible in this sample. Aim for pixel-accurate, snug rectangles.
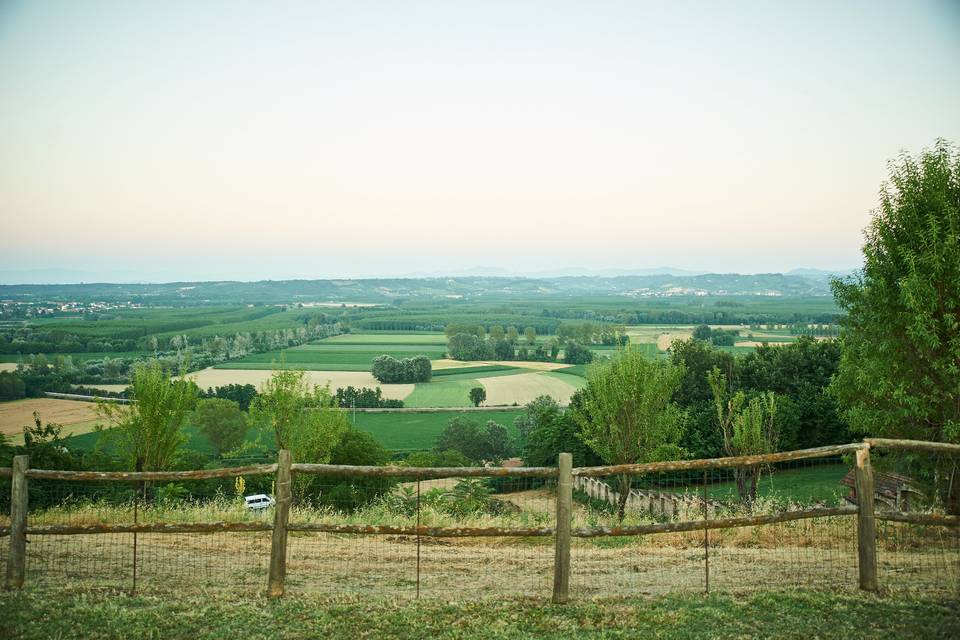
[371,355,432,383]
[563,341,594,364]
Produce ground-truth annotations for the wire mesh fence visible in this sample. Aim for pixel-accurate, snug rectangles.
[2,439,958,600]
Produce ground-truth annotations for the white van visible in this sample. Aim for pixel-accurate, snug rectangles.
[244,494,276,510]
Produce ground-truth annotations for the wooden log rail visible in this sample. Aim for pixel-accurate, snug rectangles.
[25,522,273,535]
[864,438,960,455]
[573,443,864,477]
[291,463,558,478]
[287,523,556,537]
[571,506,858,537]
[25,464,277,482]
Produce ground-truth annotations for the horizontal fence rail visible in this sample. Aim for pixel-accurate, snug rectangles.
[865,438,960,454]
[573,443,865,477]
[291,463,557,478]
[3,438,958,599]
[25,464,278,482]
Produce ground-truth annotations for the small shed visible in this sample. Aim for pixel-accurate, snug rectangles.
[841,470,921,511]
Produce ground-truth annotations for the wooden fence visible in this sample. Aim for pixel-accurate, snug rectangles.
[2,439,958,599]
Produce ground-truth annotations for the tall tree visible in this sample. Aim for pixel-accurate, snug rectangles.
[831,141,960,511]
[250,369,348,499]
[97,360,198,476]
[708,368,778,506]
[571,346,686,520]
[192,398,247,457]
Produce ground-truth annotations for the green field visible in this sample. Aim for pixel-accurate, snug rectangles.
[678,463,850,505]
[348,409,525,451]
[215,342,447,371]
[403,379,484,408]
[323,333,447,345]
[2,589,955,640]
[61,408,524,455]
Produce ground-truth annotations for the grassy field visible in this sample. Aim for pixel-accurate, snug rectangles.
[676,463,850,505]
[0,398,101,439]
[403,379,481,408]
[1,588,956,639]
[215,343,447,371]
[348,409,525,451]
[57,407,525,454]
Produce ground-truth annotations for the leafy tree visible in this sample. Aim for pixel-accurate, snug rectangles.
[21,411,79,470]
[524,326,537,344]
[832,140,960,442]
[201,383,258,411]
[515,395,600,467]
[571,347,686,520]
[405,449,472,468]
[831,140,960,512]
[708,368,778,505]
[371,355,432,383]
[469,386,486,407]
[321,428,394,511]
[250,369,348,499]
[97,360,198,474]
[563,341,594,365]
[192,398,247,457]
[739,337,847,449]
[435,416,515,463]
[0,371,26,401]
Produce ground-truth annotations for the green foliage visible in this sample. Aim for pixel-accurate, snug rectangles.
[0,370,26,400]
[249,369,348,499]
[573,346,686,466]
[192,398,247,457]
[319,428,395,511]
[468,386,486,407]
[199,384,258,411]
[435,416,516,463]
[708,367,778,504]
[515,395,601,467]
[334,386,403,408]
[562,341,594,364]
[97,360,198,472]
[404,449,473,467]
[572,346,686,519]
[371,355,432,383]
[831,140,960,446]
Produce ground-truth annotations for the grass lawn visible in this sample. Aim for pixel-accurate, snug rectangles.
[349,409,524,451]
[403,378,483,408]
[61,408,524,454]
[1,589,956,640]
[215,343,446,372]
[675,463,850,505]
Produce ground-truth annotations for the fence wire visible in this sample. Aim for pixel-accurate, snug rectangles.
[570,457,859,597]
[3,443,958,600]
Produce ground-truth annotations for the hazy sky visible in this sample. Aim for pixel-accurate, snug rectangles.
[1,0,958,283]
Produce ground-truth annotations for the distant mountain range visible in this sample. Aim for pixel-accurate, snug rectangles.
[0,270,856,304]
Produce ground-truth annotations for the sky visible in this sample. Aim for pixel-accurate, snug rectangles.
[0,0,958,283]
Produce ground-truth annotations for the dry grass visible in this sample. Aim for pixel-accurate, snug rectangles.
[0,398,100,437]
[10,486,957,599]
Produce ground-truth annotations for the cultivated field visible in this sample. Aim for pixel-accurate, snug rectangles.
[481,371,584,406]
[0,398,101,441]
[187,367,415,400]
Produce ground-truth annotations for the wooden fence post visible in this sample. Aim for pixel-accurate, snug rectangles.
[552,452,572,604]
[5,455,29,590]
[855,445,878,592]
[267,449,292,597]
